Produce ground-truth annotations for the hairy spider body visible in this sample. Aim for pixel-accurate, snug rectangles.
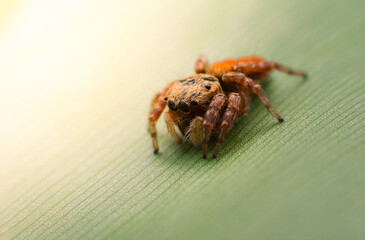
[149,56,307,158]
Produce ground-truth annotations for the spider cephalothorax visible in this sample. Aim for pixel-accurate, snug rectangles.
[165,74,223,114]
[149,55,307,158]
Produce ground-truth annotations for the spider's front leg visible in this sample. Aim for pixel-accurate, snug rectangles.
[195,55,209,74]
[222,72,284,122]
[148,83,174,153]
[202,94,226,158]
[213,93,241,158]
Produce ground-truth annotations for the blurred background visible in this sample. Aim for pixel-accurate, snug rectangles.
[0,0,364,239]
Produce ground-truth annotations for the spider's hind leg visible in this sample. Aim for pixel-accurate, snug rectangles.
[222,72,284,122]
[234,61,307,78]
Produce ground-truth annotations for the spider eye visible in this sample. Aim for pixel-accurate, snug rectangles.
[190,100,198,106]
[164,97,168,101]
[168,100,177,111]
[205,85,211,90]
[178,100,190,113]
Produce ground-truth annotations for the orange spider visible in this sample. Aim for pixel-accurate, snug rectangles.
[149,56,307,158]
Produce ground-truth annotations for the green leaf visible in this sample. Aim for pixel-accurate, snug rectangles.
[0,0,364,239]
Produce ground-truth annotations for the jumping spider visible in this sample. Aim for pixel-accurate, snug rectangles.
[149,56,307,158]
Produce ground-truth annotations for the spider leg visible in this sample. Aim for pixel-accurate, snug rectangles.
[213,93,241,158]
[202,94,226,158]
[148,82,174,153]
[164,111,183,144]
[233,61,307,78]
[223,82,251,117]
[222,72,284,122]
[186,116,204,147]
[195,55,209,74]
[236,86,250,117]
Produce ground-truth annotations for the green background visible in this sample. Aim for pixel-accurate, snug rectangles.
[0,0,364,239]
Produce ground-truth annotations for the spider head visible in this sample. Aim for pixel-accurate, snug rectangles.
[165,74,223,114]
